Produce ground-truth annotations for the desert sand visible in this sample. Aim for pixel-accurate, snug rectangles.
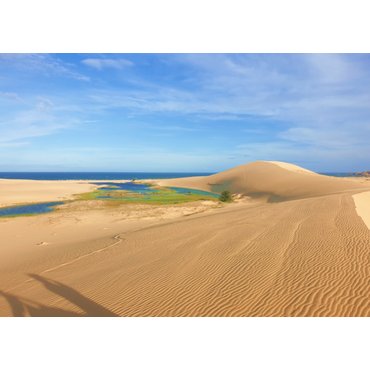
[268,161,315,174]
[0,179,97,207]
[0,161,369,317]
[353,191,370,229]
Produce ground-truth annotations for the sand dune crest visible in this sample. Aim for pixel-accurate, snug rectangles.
[156,161,369,202]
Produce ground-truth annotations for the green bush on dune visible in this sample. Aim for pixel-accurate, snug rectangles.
[219,190,232,202]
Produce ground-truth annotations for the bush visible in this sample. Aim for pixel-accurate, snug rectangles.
[219,190,232,202]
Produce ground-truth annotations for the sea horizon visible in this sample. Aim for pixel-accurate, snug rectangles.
[0,171,215,180]
[0,171,361,180]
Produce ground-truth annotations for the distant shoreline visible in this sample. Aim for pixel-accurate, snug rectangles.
[319,172,359,177]
[0,172,214,181]
[0,171,363,180]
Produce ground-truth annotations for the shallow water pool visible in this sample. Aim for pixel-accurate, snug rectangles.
[0,202,64,217]
[93,182,219,199]
[92,181,158,194]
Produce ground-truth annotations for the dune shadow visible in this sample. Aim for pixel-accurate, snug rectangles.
[0,274,118,317]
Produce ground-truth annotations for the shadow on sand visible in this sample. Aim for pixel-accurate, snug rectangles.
[0,274,118,317]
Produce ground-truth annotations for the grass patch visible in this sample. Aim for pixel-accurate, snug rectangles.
[77,186,218,205]
[0,185,219,219]
[77,189,107,200]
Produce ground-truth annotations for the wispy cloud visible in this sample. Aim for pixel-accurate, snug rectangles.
[36,97,54,111]
[85,54,368,118]
[0,54,90,81]
[0,111,70,145]
[0,91,24,102]
[1,54,370,171]
[0,96,80,147]
[303,54,360,84]
[81,57,133,70]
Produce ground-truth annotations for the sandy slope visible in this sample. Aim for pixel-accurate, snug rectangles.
[0,179,96,207]
[155,161,369,201]
[268,161,315,174]
[353,191,370,229]
[0,161,369,317]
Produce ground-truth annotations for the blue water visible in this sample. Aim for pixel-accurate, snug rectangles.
[0,171,360,180]
[92,181,159,194]
[0,202,64,217]
[0,181,218,217]
[94,182,219,198]
[0,172,213,180]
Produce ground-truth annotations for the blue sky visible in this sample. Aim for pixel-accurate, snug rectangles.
[0,53,369,172]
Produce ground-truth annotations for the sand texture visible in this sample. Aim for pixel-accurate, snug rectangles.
[353,191,370,229]
[0,161,369,316]
[0,179,96,207]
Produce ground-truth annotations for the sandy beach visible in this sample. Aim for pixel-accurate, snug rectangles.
[0,161,369,317]
[0,179,98,207]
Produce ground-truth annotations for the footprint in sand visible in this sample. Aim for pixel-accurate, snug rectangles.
[36,241,49,246]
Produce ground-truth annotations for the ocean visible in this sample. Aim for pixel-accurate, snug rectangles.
[0,172,359,180]
[0,172,214,180]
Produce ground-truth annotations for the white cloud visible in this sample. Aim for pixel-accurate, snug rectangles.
[85,54,368,120]
[60,55,370,170]
[81,58,133,70]
[1,54,370,171]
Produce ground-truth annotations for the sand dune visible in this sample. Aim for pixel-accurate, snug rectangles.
[268,161,315,174]
[353,191,370,229]
[156,161,369,201]
[1,161,369,317]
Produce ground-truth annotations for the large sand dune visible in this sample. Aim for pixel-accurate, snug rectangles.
[156,161,369,201]
[0,161,369,316]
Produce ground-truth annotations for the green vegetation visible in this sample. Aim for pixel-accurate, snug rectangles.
[77,189,107,200]
[0,185,222,219]
[77,186,217,205]
[219,190,232,202]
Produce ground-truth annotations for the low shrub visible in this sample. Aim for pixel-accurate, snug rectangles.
[219,190,232,202]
